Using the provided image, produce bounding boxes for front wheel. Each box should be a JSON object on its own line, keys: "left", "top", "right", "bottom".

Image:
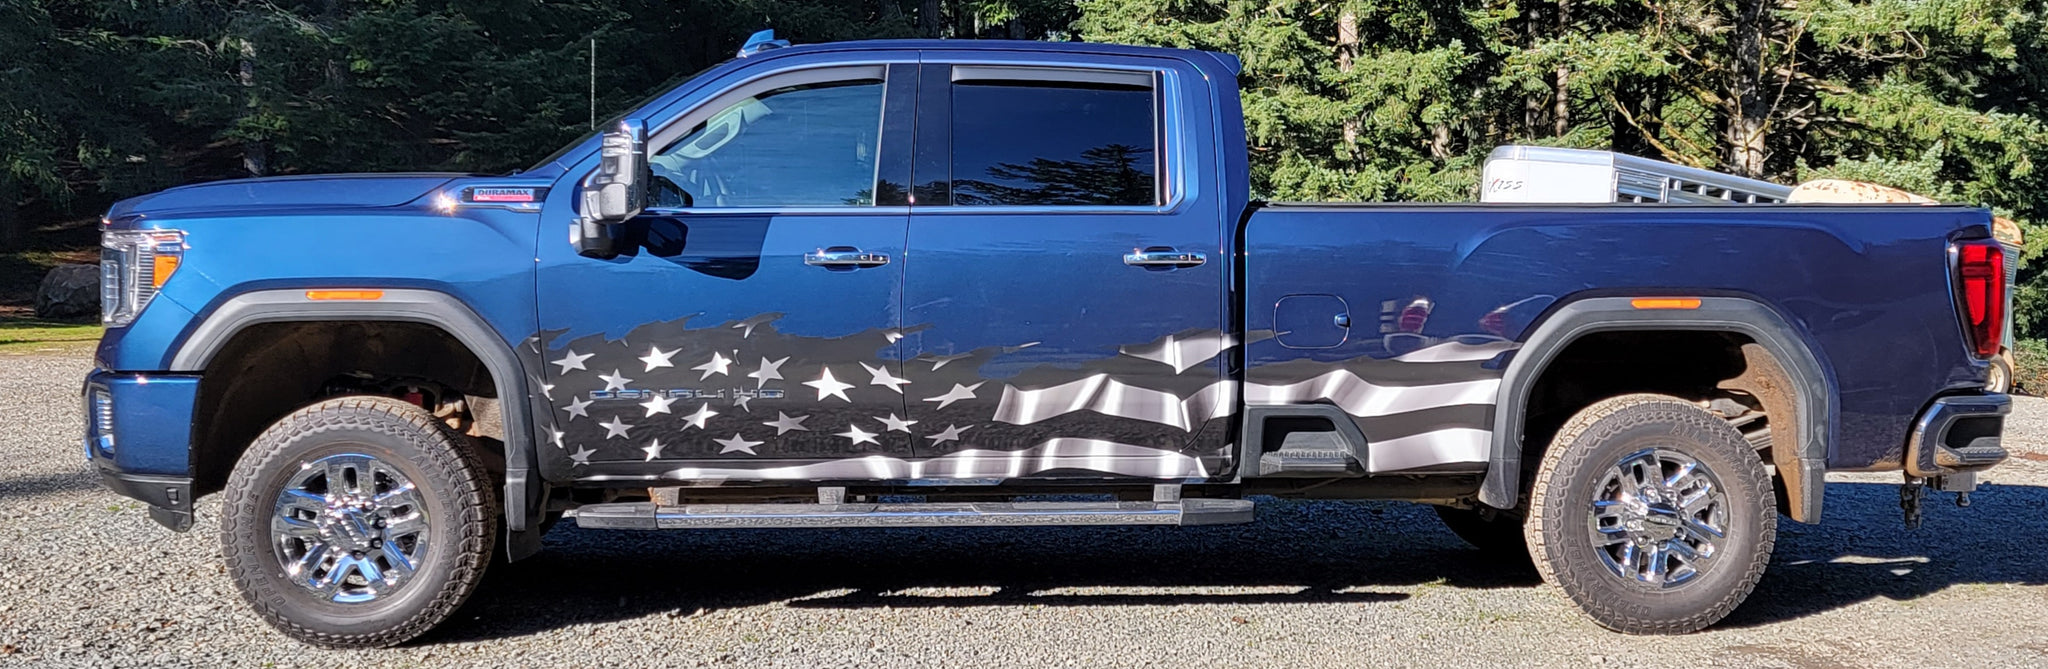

{"left": 1523, "top": 394, "right": 1775, "bottom": 634}
{"left": 221, "top": 396, "right": 497, "bottom": 648}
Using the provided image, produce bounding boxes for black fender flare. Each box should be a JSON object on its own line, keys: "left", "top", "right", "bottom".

{"left": 1482, "top": 296, "right": 1834, "bottom": 522}
{"left": 169, "top": 288, "right": 546, "bottom": 552}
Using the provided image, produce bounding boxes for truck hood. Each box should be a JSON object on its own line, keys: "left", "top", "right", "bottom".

{"left": 105, "top": 173, "right": 470, "bottom": 222}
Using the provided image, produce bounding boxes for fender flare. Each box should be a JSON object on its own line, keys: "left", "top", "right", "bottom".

{"left": 1482, "top": 296, "right": 1834, "bottom": 522}
{"left": 168, "top": 288, "right": 545, "bottom": 546}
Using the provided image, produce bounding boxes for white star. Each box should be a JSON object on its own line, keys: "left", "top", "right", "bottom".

{"left": 877, "top": 413, "right": 918, "bottom": 433}
{"left": 599, "top": 416, "right": 633, "bottom": 439}
{"left": 747, "top": 356, "right": 788, "bottom": 388}
{"left": 640, "top": 394, "right": 678, "bottom": 417}
{"left": 641, "top": 439, "right": 665, "bottom": 461}
{"left": 568, "top": 445, "right": 595, "bottom": 466}
{"left": 552, "top": 350, "right": 593, "bottom": 374}
{"left": 548, "top": 427, "right": 565, "bottom": 448}
{"left": 714, "top": 433, "right": 762, "bottom": 455}
{"left": 599, "top": 369, "right": 633, "bottom": 392}
{"left": 640, "top": 345, "right": 679, "bottom": 371}
{"left": 732, "top": 394, "right": 754, "bottom": 412}
{"left": 884, "top": 329, "right": 904, "bottom": 343}
{"left": 540, "top": 382, "right": 555, "bottom": 400}
{"left": 804, "top": 367, "right": 856, "bottom": 402}
{"left": 733, "top": 313, "right": 779, "bottom": 338}
{"left": 860, "top": 361, "right": 911, "bottom": 393}
{"left": 560, "top": 396, "right": 591, "bottom": 420}
{"left": 927, "top": 424, "right": 972, "bottom": 445}
{"left": 693, "top": 351, "right": 733, "bottom": 380}
{"left": 836, "top": 424, "right": 879, "bottom": 446}
{"left": 921, "top": 382, "right": 984, "bottom": 410}
{"left": 681, "top": 403, "right": 719, "bottom": 430}
{"left": 762, "top": 412, "right": 810, "bottom": 435}
{"left": 922, "top": 352, "right": 972, "bottom": 370}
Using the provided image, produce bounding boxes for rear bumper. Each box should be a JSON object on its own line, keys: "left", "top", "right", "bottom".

{"left": 83, "top": 369, "right": 201, "bottom": 531}
{"left": 1906, "top": 393, "right": 2010, "bottom": 478}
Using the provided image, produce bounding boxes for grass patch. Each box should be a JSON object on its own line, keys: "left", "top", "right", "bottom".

{"left": 0, "top": 318, "right": 102, "bottom": 355}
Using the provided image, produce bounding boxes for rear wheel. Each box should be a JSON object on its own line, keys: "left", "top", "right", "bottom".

{"left": 221, "top": 396, "right": 497, "bottom": 648}
{"left": 1524, "top": 394, "right": 1775, "bottom": 634}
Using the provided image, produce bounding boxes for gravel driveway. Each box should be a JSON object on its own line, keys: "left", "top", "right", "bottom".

{"left": 5, "top": 352, "right": 2048, "bottom": 668}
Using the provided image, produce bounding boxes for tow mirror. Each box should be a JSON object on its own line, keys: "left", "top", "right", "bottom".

{"left": 573, "top": 119, "right": 649, "bottom": 258}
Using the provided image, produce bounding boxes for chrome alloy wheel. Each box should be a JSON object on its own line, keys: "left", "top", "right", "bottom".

{"left": 271, "top": 453, "right": 430, "bottom": 604}
{"left": 1587, "top": 447, "right": 1728, "bottom": 588}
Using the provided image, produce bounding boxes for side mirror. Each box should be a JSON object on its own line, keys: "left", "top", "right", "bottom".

{"left": 573, "top": 119, "right": 649, "bottom": 258}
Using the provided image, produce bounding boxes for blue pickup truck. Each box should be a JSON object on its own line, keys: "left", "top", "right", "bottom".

{"left": 86, "top": 34, "right": 2013, "bottom": 647}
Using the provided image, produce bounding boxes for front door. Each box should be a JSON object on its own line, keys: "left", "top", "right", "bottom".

{"left": 537, "top": 62, "right": 918, "bottom": 481}
{"left": 898, "top": 56, "right": 1231, "bottom": 481}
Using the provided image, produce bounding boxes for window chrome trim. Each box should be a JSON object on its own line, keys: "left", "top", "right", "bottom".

{"left": 641, "top": 206, "right": 912, "bottom": 217}
{"left": 921, "top": 57, "right": 1189, "bottom": 214}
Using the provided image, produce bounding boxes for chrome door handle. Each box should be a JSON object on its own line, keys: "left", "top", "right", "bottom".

{"left": 805, "top": 248, "right": 890, "bottom": 268}
{"left": 1123, "top": 248, "right": 1206, "bottom": 268}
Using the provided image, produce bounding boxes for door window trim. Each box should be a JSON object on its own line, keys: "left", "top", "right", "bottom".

{"left": 913, "top": 59, "right": 1188, "bottom": 215}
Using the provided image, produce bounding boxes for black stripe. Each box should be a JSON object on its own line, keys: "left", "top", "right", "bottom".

{"left": 1355, "top": 404, "right": 1495, "bottom": 442}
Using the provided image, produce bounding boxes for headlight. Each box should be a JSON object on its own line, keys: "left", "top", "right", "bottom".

{"left": 101, "top": 229, "right": 186, "bottom": 327}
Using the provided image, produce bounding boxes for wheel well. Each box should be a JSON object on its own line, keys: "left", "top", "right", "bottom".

{"left": 190, "top": 321, "right": 505, "bottom": 496}
{"left": 1520, "top": 331, "right": 1794, "bottom": 506}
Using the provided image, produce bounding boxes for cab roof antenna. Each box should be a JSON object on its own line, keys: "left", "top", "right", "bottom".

{"left": 738, "top": 29, "right": 790, "bottom": 58}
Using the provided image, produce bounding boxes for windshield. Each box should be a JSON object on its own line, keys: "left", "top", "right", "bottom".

{"left": 522, "top": 65, "right": 722, "bottom": 173}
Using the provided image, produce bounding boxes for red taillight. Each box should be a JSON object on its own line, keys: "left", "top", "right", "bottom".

{"left": 1956, "top": 240, "right": 2006, "bottom": 359}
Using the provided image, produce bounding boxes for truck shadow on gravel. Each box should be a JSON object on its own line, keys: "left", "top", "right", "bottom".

{"left": 428, "top": 481, "right": 2048, "bottom": 643}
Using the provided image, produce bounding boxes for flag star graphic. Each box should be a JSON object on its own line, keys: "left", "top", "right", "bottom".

{"left": 859, "top": 362, "right": 911, "bottom": 393}
{"left": 921, "top": 352, "right": 973, "bottom": 370}
{"left": 715, "top": 433, "right": 763, "bottom": 455}
{"left": 561, "top": 396, "right": 592, "bottom": 420}
{"left": 641, "top": 439, "right": 665, "bottom": 461}
{"left": 762, "top": 412, "right": 811, "bottom": 435}
{"left": 548, "top": 427, "right": 565, "bottom": 448}
{"left": 599, "top": 416, "right": 634, "bottom": 439}
{"left": 926, "top": 424, "right": 972, "bottom": 445}
{"left": 804, "top": 367, "right": 856, "bottom": 402}
{"left": 733, "top": 313, "right": 780, "bottom": 339}
{"left": 568, "top": 445, "right": 595, "bottom": 466}
{"left": 836, "top": 424, "right": 879, "bottom": 446}
{"left": 693, "top": 351, "right": 733, "bottom": 380}
{"left": 681, "top": 402, "right": 719, "bottom": 430}
{"left": 540, "top": 382, "right": 555, "bottom": 400}
{"left": 640, "top": 345, "right": 679, "bottom": 371}
{"left": 640, "top": 394, "right": 678, "bottom": 417}
{"left": 884, "top": 329, "right": 904, "bottom": 343}
{"left": 599, "top": 369, "right": 633, "bottom": 392}
{"left": 921, "top": 382, "right": 984, "bottom": 409}
{"left": 732, "top": 394, "right": 754, "bottom": 412}
{"left": 552, "top": 350, "right": 593, "bottom": 374}
{"left": 747, "top": 356, "right": 789, "bottom": 388}
{"left": 877, "top": 413, "right": 918, "bottom": 433}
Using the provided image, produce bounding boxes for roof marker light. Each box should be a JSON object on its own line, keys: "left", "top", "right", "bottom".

{"left": 306, "top": 290, "right": 386, "bottom": 301}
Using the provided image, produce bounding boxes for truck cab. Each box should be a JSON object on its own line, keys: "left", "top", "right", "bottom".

{"left": 86, "top": 34, "right": 2011, "bottom": 648}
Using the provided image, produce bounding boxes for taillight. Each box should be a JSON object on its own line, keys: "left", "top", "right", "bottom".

{"left": 1956, "top": 240, "right": 2006, "bottom": 359}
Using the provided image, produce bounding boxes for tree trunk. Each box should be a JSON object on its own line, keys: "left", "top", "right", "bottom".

{"left": 238, "top": 38, "right": 269, "bottom": 177}
{"left": 1553, "top": 0, "right": 1570, "bottom": 137}
{"left": 0, "top": 179, "right": 19, "bottom": 250}
{"left": 1726, "top": 0, "right": 1770, "bottom": 176}
{"left": 919, "top": 0, "right": 943, "bottom": 37}
{"left": 1524, "top": 2, "right": 1542, "bottom": 133}
{"left": 1337, "top": 4, "right": 1360, "bottom": 149}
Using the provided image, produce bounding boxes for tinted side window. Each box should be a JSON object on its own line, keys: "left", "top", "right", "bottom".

{"left": 949, "top": 80, "right": 1157, "bottom": 206}
{"left": 652, "top": 80, "right": 883, "bottom": 208}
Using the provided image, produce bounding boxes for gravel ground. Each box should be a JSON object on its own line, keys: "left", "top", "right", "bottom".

{"left": 5, "top": 352, "right": 2048, "bottom": 668}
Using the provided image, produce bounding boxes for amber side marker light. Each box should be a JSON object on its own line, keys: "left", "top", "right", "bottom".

{"left": 305, "top": 290, "right": 386, "bottom": 301}
{"left": 1630, "top": 297, "right": 1702, "bottom": 310}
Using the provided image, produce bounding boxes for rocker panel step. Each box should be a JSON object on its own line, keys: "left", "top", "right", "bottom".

{"left": 573, "top": 499, "right": 1255, "bottom": 530}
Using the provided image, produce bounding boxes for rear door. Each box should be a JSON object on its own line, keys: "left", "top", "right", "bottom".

{"left": 898, "top": 54, "right": 1232, "bottom": 481}
{"left": 536, "top": 60, "right": 917, "bottom": 481}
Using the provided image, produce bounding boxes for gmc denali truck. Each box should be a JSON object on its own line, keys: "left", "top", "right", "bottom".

{"left": 85, "top": 34, "right": 2012, "bottom": 647}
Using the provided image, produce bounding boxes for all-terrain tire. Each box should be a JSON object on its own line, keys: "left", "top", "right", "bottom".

{"left": 1522, "top": 394, "right": 1775, "bottom": 634}
{"left": 1432, "top": 505, "right": 1530, "bottom": 560}
{"left": 221, "top": 395, "right": 497, "bottom": 649}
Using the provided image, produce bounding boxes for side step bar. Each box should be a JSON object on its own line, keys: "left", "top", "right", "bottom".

{"left": 573, "top": 498, "right": 1255, "bottom": 530}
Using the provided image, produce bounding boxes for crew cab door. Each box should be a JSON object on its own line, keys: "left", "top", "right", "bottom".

{"left": 536, "top": 60, "right": 919, "bottom": 481}
{"left": 899, "top": 55, "right": 1233, "bottom": 480}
